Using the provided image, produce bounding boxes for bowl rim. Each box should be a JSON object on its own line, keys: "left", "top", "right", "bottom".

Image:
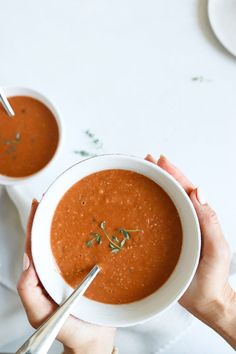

{"left": 31, "top": 153, "right": 201, "bottom": 327}
{"left": 0, "top": 86, "right": 64, "bottom": 185}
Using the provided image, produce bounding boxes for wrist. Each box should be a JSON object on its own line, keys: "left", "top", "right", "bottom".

{"left": 211, "top": 291, "right": 236, "bottom": 349}
{"left": 198, "top": 285, "right": 236, "bottom": 350}
{"left": 63, "top": 330, "right": 115, "bottom": 354}
{"left": 63, "top": 343, "right": 114, "bottom": 354}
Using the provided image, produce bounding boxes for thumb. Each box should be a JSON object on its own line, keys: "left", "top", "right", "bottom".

{"left": 25, "top": 199, "right": 39, "bottom": 260}
{"left": 17, "top": 254, "right": 41, "bottom": 310}
{"left": 17, "top": 254, "right": 56, "bottom": 328}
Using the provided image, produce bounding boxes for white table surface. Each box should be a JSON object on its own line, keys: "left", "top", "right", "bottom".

{"left": 0, "top": 0, "right": 236, "bottom": 352}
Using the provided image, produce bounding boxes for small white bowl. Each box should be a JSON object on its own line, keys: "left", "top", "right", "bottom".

{"left": 31, "top": 154, "right": 201, "bottom": 327}
{"left": 0, "top": 87, "right": 64, "bottom": 185}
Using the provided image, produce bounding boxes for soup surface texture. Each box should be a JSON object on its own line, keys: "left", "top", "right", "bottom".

{"left": 0, "top": 96, "right": 59, "bottom": 177}
{"left": 51, "top": 169, "right": 182, "bottom": 304}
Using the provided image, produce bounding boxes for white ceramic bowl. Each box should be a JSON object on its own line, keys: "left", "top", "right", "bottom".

{"left": 31, "top": 154, "right": 201, "bottom": 327}
{"left": 0, "top": 87, "right": 64, "bottom": 185}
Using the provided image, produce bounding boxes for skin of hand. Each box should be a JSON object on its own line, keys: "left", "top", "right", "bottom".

{"left": 17, "top": 200, "right": 116, "bottom": 354}
{"left": 145, "top": 154, "right": 236, "bottom": 349}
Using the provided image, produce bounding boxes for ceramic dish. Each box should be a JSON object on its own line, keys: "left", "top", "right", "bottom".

{"left": 208, "top": 0, "right": 236, "bottom": 57}
{"left": 31, "top": 154, "right": 201, "bottom": 327}
{"left": 0, "top": 87, "right": 64, "bottom": 185}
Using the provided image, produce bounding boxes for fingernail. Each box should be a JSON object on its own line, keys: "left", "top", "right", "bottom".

{"left": 158, "top": 154, "right": 168, "bottom": 165}
{"left": 145, "top": 154, "right": 157, "bottom": 163}
{"left": 23, "top": 253, "right": 30, "bottom": 271}
{"left": 196, "top": 187, "right": 207, "bottom": 205}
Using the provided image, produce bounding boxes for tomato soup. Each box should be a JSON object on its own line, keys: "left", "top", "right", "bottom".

{"left": 51, "top": 170, "right": 182, "bottom": 304}
{"left": 0, "top": 96, "right": 59, "bottom": 177}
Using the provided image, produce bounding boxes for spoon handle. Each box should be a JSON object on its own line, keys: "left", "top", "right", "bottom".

{"left": 0, "top": 88, "right": 15, "bottom": 117}
{"left": 16, "top": 265, "right": 100, "bottom": 354}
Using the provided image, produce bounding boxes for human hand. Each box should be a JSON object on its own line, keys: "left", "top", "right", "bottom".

{"left": 145, "top": 154, "right": 236, "bottom": 349}
{"left": 17, "top": 200, "right": 116, "bottom": 354}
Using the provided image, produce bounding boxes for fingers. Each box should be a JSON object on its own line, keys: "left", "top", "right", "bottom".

{"left": 145, "top": 154, "right": 194, "bottom": 194}
{"left": 190, "top": 188, "right": 222, "bottom": 240}
{"left": 19, "top": 199, "right": 57, "bottom": 328}
{"left": 17, "top": 261, "right": 40, "bottom": 308}
{"left": 157, "top": 155, "right": 195, "bottom": 194}
{"left": 145, "top": 154, "right": 230, "bottom": 265}
{"left": 25, "top": 199, "right": 39, "bottom": 260}
{"left": 190, "top": 188, "right": 230, "bottom": 260}
{"left": 17, "top": 256, "right": 56, "bottom": 328}
{"left": 17, "top": 261, "right": 44, "bottom": 323}
{"left": 145, "top": 154, "right": 158, "bottom": 164}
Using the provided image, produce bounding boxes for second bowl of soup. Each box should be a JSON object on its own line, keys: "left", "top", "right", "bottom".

{"left": 0, "top": 87, "right": 63, "bottom": 185}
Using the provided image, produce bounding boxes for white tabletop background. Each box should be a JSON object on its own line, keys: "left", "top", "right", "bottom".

{"left": 0, "top": 0, "right": 236, "bottom": 353}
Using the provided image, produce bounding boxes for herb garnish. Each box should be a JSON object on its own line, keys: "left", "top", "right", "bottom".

{"left": 1, "top": 131, "right": 21, "bottom": 155}
{"left": 15, "top": 132, "right": 21, "bottom": 141}
{"left": 85, "top": 129, "right": 103, "bottom": 149}
{"left": 191, "top": 76, "right": 212, "bottom": 83}
{"left": 73, "top": 150, "right": 96, "bottom": 157}
{"left": 86, "top": 221, "right": 144, "bottom": 254}
{"left": 100, "top": 221, "right": 122, "bottom": 250}
{"left": 73, "top": 129, "right": 103, "bottom": 157}
{"left": 86, "top": 233, "right": 102, "bottom": 247}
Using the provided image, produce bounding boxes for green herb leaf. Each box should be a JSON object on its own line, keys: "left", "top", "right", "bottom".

{"left": 90, "top": 232, "right": 101, "bottom": 238}
{"left": 86, "top": 232, "right": 102, "bottom": 248}
{"left": 111, "top": 248, "right": 120, "bottom": 254}
{"left": 100, "top": 221, "right": 106, "bottom": 230}
{"left": 85, "top": 130, "right": 103, "bottom": 149}
{"left": 85, "top": 129, "right": 94, "bottom": 138}
{"left": 118, "top": 228, "right": 130, "bottom": 240}
{"left": 74, "top": 150, "right": 92, "bottom": 157}
{"left": 109, "top": 242, "right": 116, "bottom": 249}
{"left": 96, "top": 235, "right": 102, "bottom": 244}
{"left": 15, "top": 132, "right": 21, "bottom": 141}
{"left": 192, "top": 76, "right": 202, "bottom": 81}
{"left": 101, "top": 221, "right": 121, "bottom": 250}
{"left": 86, "top": 240, "right": 93, "bottom": 248}
{"left": 93, "top": 138, "right": 103, "bottom": 149}
{"left": 112, "top": 235, "right": 120, "bottom": 243}
{"left": 191, "top": 76, "right": 212, "bottom": 83}
{"left": 120, "top": 239, "right": 126, "bottom": 247}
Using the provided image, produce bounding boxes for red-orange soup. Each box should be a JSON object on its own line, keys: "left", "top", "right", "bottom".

{"left": 51, "top": 170, "right": 182, "bottom": 304}
{"left": 0, "top": 96, "right": 59, "bottom": 177}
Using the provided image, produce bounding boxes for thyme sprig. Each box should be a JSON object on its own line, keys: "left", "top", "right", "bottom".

{"left": 100, "top": 221, "right": 122, "bottom": 250}
{"left": 85, "top": 221, "right": 144, "bottom": 254}
{"left": 73, "top": 150, "right": 96, "bottom": 157}
{"left": 73, "top": 129, "right": 103, "bottom": 157}
{"left": 191, "top": 76, "right": 212, "bottom": 83}
{"left": 85, "top": 129, "right": 103, "bottom": 149}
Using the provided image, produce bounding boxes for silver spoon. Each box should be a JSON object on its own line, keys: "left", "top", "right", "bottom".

{"left": 16, "top": 264, "right": 100, "bottom": 354}
{"left": 0, "top": 88, "right": 15, "bottom": 117}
